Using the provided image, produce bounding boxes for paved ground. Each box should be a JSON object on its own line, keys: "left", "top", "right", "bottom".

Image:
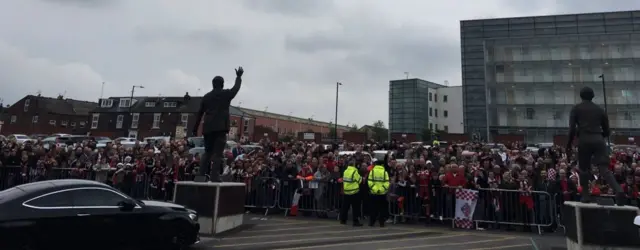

{"left": 194, "top": 216, "right": 566, "bottom": 250}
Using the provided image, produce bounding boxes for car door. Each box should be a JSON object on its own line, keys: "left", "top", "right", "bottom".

{"left": 21, "top": 189, "right": 81, "bottom": 246}
{"left": 69, "top": 187, "right": 143, "bottom": 247}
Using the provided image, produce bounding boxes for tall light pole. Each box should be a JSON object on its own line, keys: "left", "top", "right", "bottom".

{"left": 598, "top": 74, "right": 611, "bottom": 146}
{"left": 335, "top": 82, "right": 342, "bottom": 143}
{"left": 128, "top": 85, "right": 144, "bottom": 136}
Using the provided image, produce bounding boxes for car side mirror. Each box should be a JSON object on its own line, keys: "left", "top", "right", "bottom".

{"left": 117, "top": 200, "right": 136, "bottom": 211}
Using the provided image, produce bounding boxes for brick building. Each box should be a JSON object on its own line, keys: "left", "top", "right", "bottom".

{"left": 89, "top": 94, "right": 254, "bottom": 140}
{"left": 1, "top": 95, "right": 96, "bottom": 135}
{"left": 237, "top": 107, "right": 349, "bottom": 140}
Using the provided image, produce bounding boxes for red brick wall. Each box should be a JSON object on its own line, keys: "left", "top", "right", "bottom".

{"left": 342, "top": 132, "right": 366, "bottom": 144}
{"left": 493, "top": 134, "right": 525, "bottom": 144}
{"left": 438, "top": 133, "right": 469, "bottom": 143}
{"left": 390, "top": 133, "right": 417, "bottom": 142}
{"left": 253, "top": 116, "right": 347, "bottom": 138}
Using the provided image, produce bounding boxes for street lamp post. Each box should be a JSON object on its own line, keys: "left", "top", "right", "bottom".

{"left": 598, "top": 74, "right": 611, "bottom": 146}
{"left": 335, "top": 82, "right": 342, "bottom": 143}
{"left": 128, "top": 85, "right": 144, "bottom": 136}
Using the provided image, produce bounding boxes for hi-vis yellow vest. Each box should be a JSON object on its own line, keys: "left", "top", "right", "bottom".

{"left": 342, "top": 166, "right": 361, "bottom": 195}
{"left": 367, "top": 165, "right": 389, "bottom": 195}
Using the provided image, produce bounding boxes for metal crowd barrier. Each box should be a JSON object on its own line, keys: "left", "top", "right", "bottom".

{"left": 387, "top": 186, "right": 556, "bottom": 234}
{"left": 243, "top": 176, "right": 279, "bottom": 215}
{"left": 275, "top": 178, "right": 343, "bottom": 217}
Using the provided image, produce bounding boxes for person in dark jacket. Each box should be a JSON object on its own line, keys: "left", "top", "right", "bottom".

{"left": 193, "top": 67, "right": 244, "bottom": 182}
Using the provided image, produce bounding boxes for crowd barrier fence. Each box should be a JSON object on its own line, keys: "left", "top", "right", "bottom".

{"left": 7, "top": 166, "right": 639, "bottom": 235}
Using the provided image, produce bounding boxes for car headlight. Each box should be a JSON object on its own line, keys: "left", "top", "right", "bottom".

{"left": 189, "top": 213, "right": 198, "bottom": 221}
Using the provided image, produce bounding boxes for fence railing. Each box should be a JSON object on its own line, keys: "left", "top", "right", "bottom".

{"left": 3, "top": 166, "right": 639, "bottom": 235}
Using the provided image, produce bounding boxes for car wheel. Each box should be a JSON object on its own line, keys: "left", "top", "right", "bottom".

{"left": 169, "top": 223, "right": 195, "bottom": 250}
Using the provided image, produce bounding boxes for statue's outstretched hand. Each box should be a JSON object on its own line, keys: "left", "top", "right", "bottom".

{"left": 235, "top": 66, "right": 244, "bottom": 77}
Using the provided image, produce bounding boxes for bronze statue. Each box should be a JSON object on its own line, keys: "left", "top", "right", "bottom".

{"left": 193, "top": 67, "right": 243, "bottom": 182}
{"left": 566, "top": 86, "right": 624, "bottom": 205}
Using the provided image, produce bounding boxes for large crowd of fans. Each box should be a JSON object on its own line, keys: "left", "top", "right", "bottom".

{"left": 1, "top": 135, "right": 639, "bottom": 233}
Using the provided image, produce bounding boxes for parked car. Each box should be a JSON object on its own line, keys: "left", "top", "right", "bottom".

{"left": 41, "top": 136, "right": 70, "bottom": 149}
{"left": 7, "top": 134, "right": 32, "bottom": 144}
{"left": 0, "top": 179, "right": 200, "bottom": 249}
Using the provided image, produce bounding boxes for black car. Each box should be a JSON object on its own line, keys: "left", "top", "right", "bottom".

{"left": 0, "top": 179, "right": 200, "bottom": 249}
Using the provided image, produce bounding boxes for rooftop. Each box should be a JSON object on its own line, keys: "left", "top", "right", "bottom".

{"left": 237, "top": 106, "right": 349, "bottom": 129}
{"left": 390, "top": 78, "right": 450, "bottom": 89}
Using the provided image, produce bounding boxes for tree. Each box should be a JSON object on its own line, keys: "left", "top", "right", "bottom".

{"left": 422, "top": 126, "right": 433, "bottom": 141}
{"left": 371, "top": 120, "right": 388, "bottom": 142}
{"left": 349, "top": 124, "right": 359, "bottom": 132}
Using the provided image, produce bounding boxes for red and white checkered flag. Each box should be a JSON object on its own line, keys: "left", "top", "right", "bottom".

{"left": 454, "top": 189, "right": 478, "bottom": 229}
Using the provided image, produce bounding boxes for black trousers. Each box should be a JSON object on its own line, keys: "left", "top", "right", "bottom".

{"left": 340, "top": 193, "right": 361, "bottom": 224}
{"left": 369, "top": 194, "right": 388, "bottom": 226}
{"left": 200, "top": 131, "right": 227, "bottom": 178}
{"left": 577, "top": 134, "right": 621, "bottom": 193}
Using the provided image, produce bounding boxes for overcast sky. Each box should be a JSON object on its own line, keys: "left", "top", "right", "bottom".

{"left": 0, "top": 0, "right": 637, "bottom": 127}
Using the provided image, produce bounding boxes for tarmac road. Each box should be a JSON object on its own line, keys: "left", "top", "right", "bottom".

{"left": 193, "top": 216, "right": 566, "bottom": 250}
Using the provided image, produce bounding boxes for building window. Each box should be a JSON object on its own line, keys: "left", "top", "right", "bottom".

{"left": 152, "top": 113, "right": 161, "bottom": 128}
{"left": 180, "top": 113, "right": 189, "bottom": 127}
{"left": 444, "top": 110, "right": 448, "bottom": 118}
{"left": 163, "top": 102, "right": 177, "bottom": 108}
{"left": 429, "top": 123, "right": 433, "bottom": 130}
{"left": 429, "top": 108, "right": 433, "bottom": 116}
{"left": 434, "top": 94, "right": 438, "bottom": 102}
{"left": 131, "top": 113, "right": 139, "bottom": 129}
{"left": 49, "top": 120, "right": 56, "bottom": 126}
{"left": 70, "top": 122, "right": 76, "bottom": 127}
{"left": 436, "top": 124, "right": 439, "bottom": 130}
{"left": 116, "top": 115, "right": 124, "bottom": 129}
{"left": 443, "top": 95, "right": 448, "bottom": 103}
{"left": 243, "top": 118, "right": 249, "bottom": 134}
{"left": 100, "top": 99, "right": 113, "bottom": 107}
{"left": 435, "top": 109, "right": 438, "bottom": 118}
{"left": 10, "top": 115, "right": 16, "bottom": 124}
{"left": 24, "top": 99, "right": 30, "bottom": 112}
{"left": 145, "top": 102, "right": 155, "bottom": 107}
{"left": 32, "top": 116, "right": 38, "bottom": 124}
{"left": 428, "top": 93, "right": 433, "bottom": 101}
{"left": 526, "top": 108, "right": 535, "bottom": 120}
{"left": 79, "top": 121, "right": 85, "bottom": 128}
{"left": 119, "top": 98, "right": 131, "bottom": 108}
{"left": 91, "top": 114, "right": 99, "bottom": 129}
{"left": 444, "top": 126, "right": 449, "bottom": 132}
{"left": 624, "top": 111, "right": 632, "bottom": 120}
{"left": 61, "top": 120, "right": 68, "bottom": 127}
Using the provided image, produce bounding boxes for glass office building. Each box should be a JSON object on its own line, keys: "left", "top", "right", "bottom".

{"left": 389, "top": 79, "right": 442, "bottom": 139}
{"left": 461, "top": 11, "right": 640, "bottom": 143}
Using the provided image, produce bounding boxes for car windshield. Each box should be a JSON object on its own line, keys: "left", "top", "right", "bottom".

{"left": 15, "top": 135, "right": 28, "bottom": 139}
{"left": 188, "top": 137, "right": 205, "bottom": 147}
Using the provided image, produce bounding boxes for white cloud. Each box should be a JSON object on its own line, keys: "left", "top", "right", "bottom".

{"left": 0, "top": 41, "right": 105, "bottom": 101}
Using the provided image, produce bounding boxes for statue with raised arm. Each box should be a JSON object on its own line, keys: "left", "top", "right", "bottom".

{"left": 192, "top": 67, "right": 244, "bottom": 182}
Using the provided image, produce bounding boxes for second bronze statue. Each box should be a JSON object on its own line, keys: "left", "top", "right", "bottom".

{"left": 192, "top": 67, "right": 244, "bottom": 182}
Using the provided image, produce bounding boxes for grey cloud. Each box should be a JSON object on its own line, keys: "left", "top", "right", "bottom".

{"left": 284, "top": 18, "right": 460, "bottom": 89}
{"left": 40, "top": 0, "right": 118, "bottom": 8}
{"left": 134, "top": 26, "right": 241, "bottom": 51}
{"left": 241, "top": 0, "right": 335, "bottom": 16}
{"left": 285, "top": 32, "right": 357, "bottom": 53}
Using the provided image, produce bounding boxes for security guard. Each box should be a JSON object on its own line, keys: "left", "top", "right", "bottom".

{"left": 339, "top": 158, "right": 363, "bottom": 226}
{"left": 367, "top": 160, "right": 390, "bottom": 227}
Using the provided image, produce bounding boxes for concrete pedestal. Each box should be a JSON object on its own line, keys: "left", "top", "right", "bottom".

{"left": 563, "top": 201, "right": 640, "bottom": 249}
{"left": 173, "top": 181, "right": 245, "bottom": 236}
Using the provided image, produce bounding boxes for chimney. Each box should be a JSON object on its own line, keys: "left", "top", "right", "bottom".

{"left": 184, "top": 92, "right": 191, "bottom": 101}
